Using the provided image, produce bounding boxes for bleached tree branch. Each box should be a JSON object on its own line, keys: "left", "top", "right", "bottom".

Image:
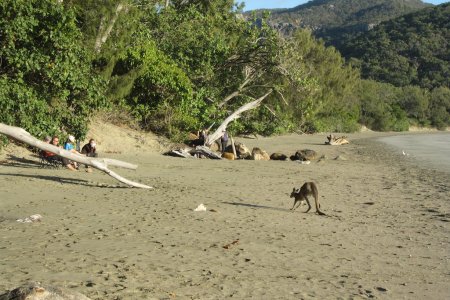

{"left": 0, "top": 123, "right": 151, "bottom": 189}
{"left": 205, "top": 90, "right": 272, "bottom": 146}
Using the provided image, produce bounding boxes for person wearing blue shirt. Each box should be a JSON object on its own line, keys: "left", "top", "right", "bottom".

{"left": 64, "top": 135, "right": 80, "bottom": 170}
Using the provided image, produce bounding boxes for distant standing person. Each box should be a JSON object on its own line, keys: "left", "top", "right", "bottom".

{"left": 199, "top": 128, "right": 208, "bottom": 145}
{"left": 220, "top": 130, "right": 229, "bottom": 153}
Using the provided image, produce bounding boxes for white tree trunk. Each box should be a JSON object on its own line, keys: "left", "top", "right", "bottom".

{"left": 205, "top": 90, "right": 272, "bottom": 146}
{"left": 0, "top": 123, "right": 151, "bottom": 189}
{"left": 94, "top": 3, "right": 124, "bottom": 53}
{"left": 230, "top": 135, "right": 237, "bottom": 157}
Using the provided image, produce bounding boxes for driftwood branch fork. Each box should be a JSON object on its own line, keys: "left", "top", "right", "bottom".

{"left": 0, "top": 123, "right": 152, "bottom": 189}
{"left": 205, "top": 90, "right": 272, "bottom": 146}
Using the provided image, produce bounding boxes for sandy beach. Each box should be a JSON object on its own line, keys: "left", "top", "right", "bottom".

{"left": 0, "top": 126, "right": 449, "bottom": 299}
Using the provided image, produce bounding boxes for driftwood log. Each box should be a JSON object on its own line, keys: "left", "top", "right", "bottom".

{"left": 190, "top": 146, "right": 223, "bottom": 159}
{"left": 164, "top": 146, "right": 222, "bottom": 159}
{"left": 230, "top": 135, "right": 237, "bottom": 158}
{"left": 0, "top": 123, "right": 151, "bottom": 189}
{"left": 325, "top": 134, "right": 350, "bottom": 145}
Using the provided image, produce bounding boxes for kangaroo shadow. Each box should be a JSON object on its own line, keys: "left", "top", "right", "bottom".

{"left": 223, "top": 201, "right": 290, "bottom": 212}
{"left": 223, "top": 201, "right": 336, "bottom": 218}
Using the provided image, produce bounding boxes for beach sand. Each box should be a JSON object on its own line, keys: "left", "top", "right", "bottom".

{"left": 0, "top": 125, "right": 449, "bottom": 299}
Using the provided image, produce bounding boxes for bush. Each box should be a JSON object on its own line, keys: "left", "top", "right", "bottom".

{"left": 0, "top": 0, "right": 106, "bottom": 139}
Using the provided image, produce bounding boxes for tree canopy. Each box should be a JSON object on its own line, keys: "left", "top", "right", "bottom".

{"left": 0, "top": 0, "right": 105, "bottom": 139}
{"left": 340, "top": 3, "right": 450, "bottom": 90}
{"left": 0, "top": 0, "right": 448, "bottom": 145}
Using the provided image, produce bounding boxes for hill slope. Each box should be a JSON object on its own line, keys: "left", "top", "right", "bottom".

{"left": 248, "top": 0, "right": 430, "bottom": 47}
{"left": 340, "top": 3, "right": 450, "bottom": 89}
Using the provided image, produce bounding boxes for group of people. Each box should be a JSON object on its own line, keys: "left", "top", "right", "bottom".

{"left": 41, "top": 135, "right": 97, "bottom": 171}
{"left": 196, "top": 128, "right": 229, "bottom": 153}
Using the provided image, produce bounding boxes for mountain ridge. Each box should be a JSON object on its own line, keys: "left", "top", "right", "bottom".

{"left": 245, "top": 0, "right": 432, "bottom": 47}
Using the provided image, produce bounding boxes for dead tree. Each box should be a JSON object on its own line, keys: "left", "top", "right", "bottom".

{"left": 205, "top": 90, "right": 272, "bottom": 147}
{"left": 0, "top": 123, "right": 151, "bottom": 189}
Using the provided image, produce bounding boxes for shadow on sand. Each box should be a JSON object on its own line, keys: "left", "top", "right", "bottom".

{"left": 223, "top": 201, "right": 337, "bottom": 218}
{"left": 0, "top": 172, "right": 126, "bottom": 188}
{"left": 0, "top": 154, "right": 43, "bottom": 169}
{"left": 223, "top": 201, "right": 290, "bottom": 212}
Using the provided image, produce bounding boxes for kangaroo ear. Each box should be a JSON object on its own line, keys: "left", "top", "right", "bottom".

{"left": 292, "top": 187, "right": 296, "bottom": 192}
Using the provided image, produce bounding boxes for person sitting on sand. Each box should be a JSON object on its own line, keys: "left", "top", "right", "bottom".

{"left": 41, "top": 136, "right": 76, "bottom": 170}
{"left": 81, "top": 138, "right": 97, "bottom": 173}
{"left": 40, "top": 136, "right": 53, "bottom": 160}
{"left": 40, "top": 136, "right": 51, "bottom": 153}
{"left": 81, "top": 139, "right": 98, "bottom": 157}
{"left": 42, "top": 136, "right": 60, "bottom": 160}
{"left": 63, "top": 135, "right": 80, "bottom": 170}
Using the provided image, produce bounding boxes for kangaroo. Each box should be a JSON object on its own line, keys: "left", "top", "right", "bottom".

{"left": 290, "top": 182, "right": 325, "bottom": 215}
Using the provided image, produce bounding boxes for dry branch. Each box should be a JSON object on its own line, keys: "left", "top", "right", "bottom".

{"left": 205, "top": 90, "right": 272, "bottom": 146}
{"left": 0, "top": 123, "right": 151, "bottom": 189}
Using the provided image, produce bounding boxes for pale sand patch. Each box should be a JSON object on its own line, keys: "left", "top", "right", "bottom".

{"left": 0, "top": 128, "right": 449, "bottom": 299}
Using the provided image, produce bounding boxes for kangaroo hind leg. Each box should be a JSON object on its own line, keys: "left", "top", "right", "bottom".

{"left": 314, "top": 195, "right": 325, "bottom": 215}
{"left": 304, "top": 197, "right": 312, "bottom": 213}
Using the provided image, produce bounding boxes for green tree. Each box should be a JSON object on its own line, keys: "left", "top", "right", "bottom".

{"left": 397, "top": 85, "right": 430, "bottom": 126}
{"left": 429, "top": 87, "right": 450, "bottom": 129}
{"left": 341, "top": 3, "right": 450, "bottom": 89}
{"left": 358, "top": 80, "right": 409, "bottom": 131}
{"left": 280, "top": 30, "right": 361, "bottom": 133}
{"left": 119, "top": 40, "right": 198, "bottom": 139}
{"left": 0, "top": 0, "right": 106, "bottom": 138}
{"left": 114, "top": 1, "right": 292, "bottom": 138}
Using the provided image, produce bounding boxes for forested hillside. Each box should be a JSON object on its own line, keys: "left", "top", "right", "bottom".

{"left": 340, "top": 3, "right": 450, "bottom": 89}
{"left": 248, "top": 0, "right": 449, "bottom": 130}
{"left": 0, "top": 0, "right": 448, "bottom": 146}
{"left": 248, "top": 0, "right": 429, "bottom": 48}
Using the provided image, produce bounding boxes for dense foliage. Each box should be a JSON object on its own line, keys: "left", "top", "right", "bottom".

{"left": 248, "top": 0, "right": 449, "bottom": 132}
{"left": 251, "top": 0, "right": 428, "bottom": 48}
{"left": 0, "top": 0, "right": 106, "bottom": 139}
{"left": 359, "top": 80, "right": 450, "bottom": 130}
{"left": 279, "top": 30, "right": 360, "bottom": 133}
{"left": 340, "top": 3, "right": 450, "bottom": 89}
{"left": 0, "top": 0, "right": 448, "bottom": 146}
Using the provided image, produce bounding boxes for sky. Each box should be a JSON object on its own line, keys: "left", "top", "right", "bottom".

{"left": 242, "top": 0, "right": 449, "bottom": 11}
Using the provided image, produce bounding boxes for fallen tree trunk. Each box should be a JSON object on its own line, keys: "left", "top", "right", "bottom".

{"left": 0, "top": 123, "right": 151, "bottom": 189}
{"left": 325, "top": 134, "right": 350, "bottom": 146}
{"left": 205, "top": 89, "right": 272, "bottom": 146}
{"left": 164, "top": 148, "right": 195, "bottom": 158}
{"left": 190, "top": 146, "right": 222, "bottom": 159}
